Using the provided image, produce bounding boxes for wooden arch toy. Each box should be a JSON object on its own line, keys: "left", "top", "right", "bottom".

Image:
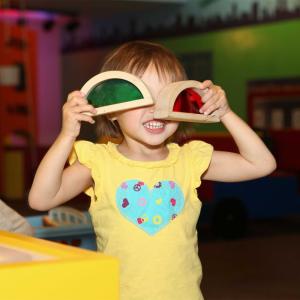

{"left": 81, "top": 71, "right": 219, "bottom": 123}
{"left": 81, "top": 71, "right": 154, "bottom": 115}
{"left": 154, "top": 80, "right": 220, "bottom": 123}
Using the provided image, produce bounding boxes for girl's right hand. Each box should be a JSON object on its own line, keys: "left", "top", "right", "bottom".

{"left": 61, "top": 91, "right": 97, "bottom": 139}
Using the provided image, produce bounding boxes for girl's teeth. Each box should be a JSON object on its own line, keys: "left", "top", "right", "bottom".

{"left": 144, "top": 121, "right": 164, "bottom": 129}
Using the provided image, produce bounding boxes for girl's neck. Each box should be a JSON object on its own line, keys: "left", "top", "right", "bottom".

{"left": 117, "top": 140, "right": 169, "bottom": 162}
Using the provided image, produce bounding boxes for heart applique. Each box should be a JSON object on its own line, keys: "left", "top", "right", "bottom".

{"left": 116, "top": 179, "right": 184, "bottom": 235}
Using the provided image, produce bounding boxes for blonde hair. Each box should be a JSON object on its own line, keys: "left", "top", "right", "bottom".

{"left": 96, "top": 40, "right": 188, "bottom": 142}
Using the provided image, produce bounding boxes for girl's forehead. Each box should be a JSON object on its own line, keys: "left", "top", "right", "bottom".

{"left": 141, "top": 66, "right": 172, "bottom": 86}
{"left": 125, "top": 59, "right": 177, "bottom": 84}
{"left": 142, "top": 63, "right": 174, "bottom": 83}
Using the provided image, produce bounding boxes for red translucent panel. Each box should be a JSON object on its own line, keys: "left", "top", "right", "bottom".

{"left": 173, "top": 88, "right": 203, "bottom": 113}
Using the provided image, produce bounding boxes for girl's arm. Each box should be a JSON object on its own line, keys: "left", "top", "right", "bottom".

{"left": 28, "top": 91, "right": 96, "bottom": 211}
{"left": 198, "top": 81, "right": 276, "bottom": 182}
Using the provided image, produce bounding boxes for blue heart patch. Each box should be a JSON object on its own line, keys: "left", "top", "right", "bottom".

{"left": 116, "top": 179, "right": 184, "bottom": 235}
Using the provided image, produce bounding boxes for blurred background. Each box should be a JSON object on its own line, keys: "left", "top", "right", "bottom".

{"left": 0, "top": 0, "right": 300, "bottom": 299}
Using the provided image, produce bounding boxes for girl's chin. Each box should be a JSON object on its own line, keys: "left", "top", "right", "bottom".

{"left": 140, "top": 136, "right": 169, "bottom": 147}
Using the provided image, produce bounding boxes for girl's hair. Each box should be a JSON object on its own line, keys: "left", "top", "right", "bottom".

{"left": 96, "top": 40, "right": 188, "bottom": 142}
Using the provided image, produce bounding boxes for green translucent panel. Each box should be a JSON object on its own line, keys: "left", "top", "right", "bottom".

{"left": 87, "top": 79, "right": 143, "bottom": 107}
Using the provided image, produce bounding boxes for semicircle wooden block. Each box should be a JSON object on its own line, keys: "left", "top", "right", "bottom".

{"left": 154, "top": 80, "right": 220, "bottom": 123}
{"left": 81, "top": 71, "right": 154, "bottom": 116}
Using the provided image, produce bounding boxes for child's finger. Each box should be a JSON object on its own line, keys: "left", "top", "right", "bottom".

{"left": 198, "top": 80, "right": 213, "bottom": 90}
{"left": 68, "top": 96, "right": 88, "bottom": 107}
{"left": 200, "top": 94, "right": 220, "bottom": 114}
{"left": 75, "top": 113, "right": 95, "bottom": 124}
{"left": 200, "top": 102, "right": 216, "bottom": 115}
{"left": 202, "top": 100, "right": 222, "bottom": 115}
{"left": 201, "top": 88, "right": 214, "bottom": 103}
{"left": 67, "top": 91, "right": 83, "bottom": 102}
{"left": 73, "top": 104, "right": 97, "bottom": 114}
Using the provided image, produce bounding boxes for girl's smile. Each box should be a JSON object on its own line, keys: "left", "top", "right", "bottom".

{"left": 143, "top": 120, "right": 166, "bottom": 134}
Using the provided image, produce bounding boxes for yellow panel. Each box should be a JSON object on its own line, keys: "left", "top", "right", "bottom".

{"left": 0, "top": 231, "right": 119, "bottom": 300}
{"left": 3, "top": 150, "right": 24, "bottom": 199}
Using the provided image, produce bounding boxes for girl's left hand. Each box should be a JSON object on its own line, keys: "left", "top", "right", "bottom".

{"left": 197, "top": 80, "right": 231, "bottom": 119}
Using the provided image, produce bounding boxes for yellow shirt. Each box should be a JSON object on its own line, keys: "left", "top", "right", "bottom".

{"left": 69, "top": 140, "right": 213, "bottom": 300}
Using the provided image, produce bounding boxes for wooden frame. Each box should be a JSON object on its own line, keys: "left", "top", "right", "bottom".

{"left": 81, "top": 70, "right": 154, "bottom": 115}
{"left": 154, "top": 80, "right": 220, "bottom": 123}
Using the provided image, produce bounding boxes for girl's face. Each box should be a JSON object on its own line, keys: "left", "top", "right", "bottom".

{"left": 115, "top": 64, "right": 179, "bottom": 148}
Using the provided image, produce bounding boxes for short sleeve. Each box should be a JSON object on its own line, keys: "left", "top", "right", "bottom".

{"left": 186, "top": 140, "right": 213, "bottom": 188}
{"left": 69, "top": 140, "right": 98, "bottom": 198}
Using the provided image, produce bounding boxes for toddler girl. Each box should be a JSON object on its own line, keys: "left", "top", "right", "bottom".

{"left": 29, "top": 41, "right": 276, "bottom": 300}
